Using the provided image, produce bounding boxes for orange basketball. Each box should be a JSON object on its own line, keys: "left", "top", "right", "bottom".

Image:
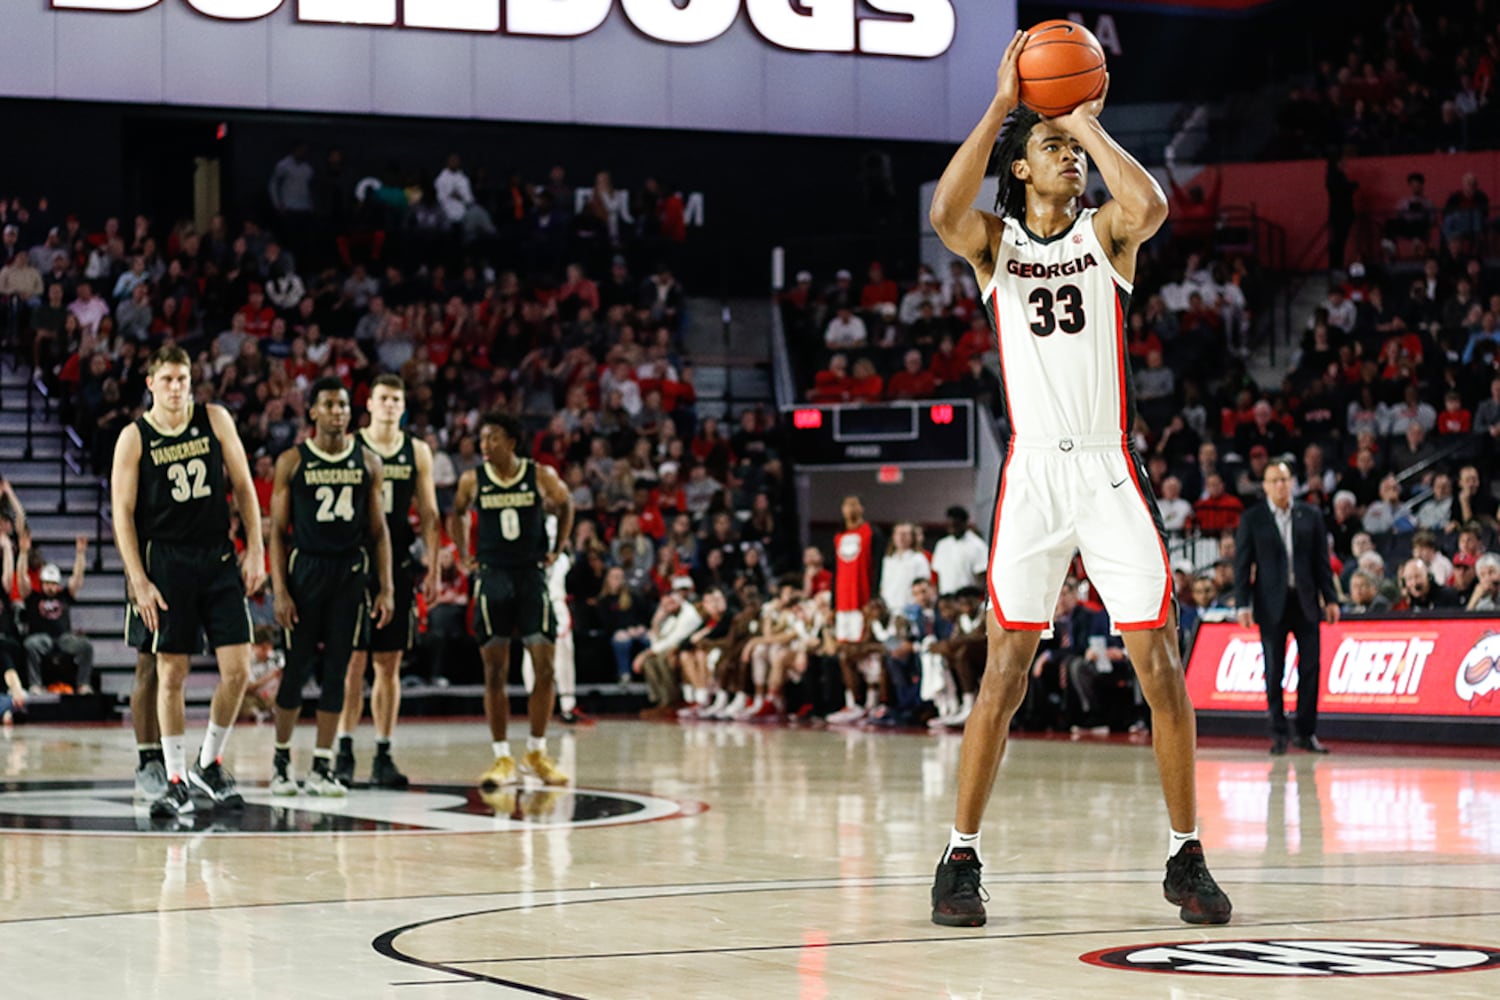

{"left": 1017, "top": 20, "right": 1107, "bottom": 118}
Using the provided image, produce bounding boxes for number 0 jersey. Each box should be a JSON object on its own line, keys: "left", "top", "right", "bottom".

{"left": 290, "top": 439, "right": 371, "bottom": 555}
{"left": 474, "top": 459, "right": 547, "bottom": 569}
{"left": 983, "top": 207, "right": 1135, "bottom": 443}
{"left": 133, "top": 404, "right": 229, "bottom": 546}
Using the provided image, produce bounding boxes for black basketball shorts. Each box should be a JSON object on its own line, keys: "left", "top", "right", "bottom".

{"left": 141, "top": 541, "right": 253, "bottom": 655}
{"left": 472, "top": 564, "right": 554, "bottom": 645}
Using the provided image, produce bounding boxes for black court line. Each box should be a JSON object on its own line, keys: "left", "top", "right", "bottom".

{"left": 374, "top": 881, "right": 1500, "bottom": 995}
{"left": 439, "top": 907, "right": 1500, "bottom": 967}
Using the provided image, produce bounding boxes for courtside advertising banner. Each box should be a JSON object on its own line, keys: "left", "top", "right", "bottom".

{"left": 1186, "top": 619, "right": 1500, "bottom": 719}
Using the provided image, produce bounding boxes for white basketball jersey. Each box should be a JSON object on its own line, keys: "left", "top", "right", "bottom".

{"left": 982, "top": 208, "right": 1134, "bottom": 441}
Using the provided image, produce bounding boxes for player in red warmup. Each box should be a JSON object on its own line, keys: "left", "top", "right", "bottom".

{"left": 926, "top": 31, "right": 1231, "bottom": 928}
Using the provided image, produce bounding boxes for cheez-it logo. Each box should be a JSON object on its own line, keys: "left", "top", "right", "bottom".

{"left": 1457, "top": 632, "right": 1500, "bottom": 706}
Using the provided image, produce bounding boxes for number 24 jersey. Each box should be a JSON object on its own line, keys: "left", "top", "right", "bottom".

{"left": 290, "top": 439, "right": 372, "bottom": 555}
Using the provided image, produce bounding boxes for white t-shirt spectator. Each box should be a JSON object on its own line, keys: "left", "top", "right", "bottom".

{"left": 435, "top": 167, "right": 475, "bottom": 224}
{"left": 1325, "top": 295, "right": 1357, "bottom": 333}
{"left": 1157, "top": 496, "right": 1193, "bottom": 533}
{"left": 824, "top": 312, "right": 868, "bottom": 349}
{"left": 68, "top": 295, "right": 110, "bottom": 335}
{"left": 931, "top": 530, "right": 988, "bottom": 596}
{"left": 879, "top": 549, "right": 932, "bottom": 613}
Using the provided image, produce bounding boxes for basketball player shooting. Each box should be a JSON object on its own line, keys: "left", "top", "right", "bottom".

{"left": 926, "top": 29, "right": 1231, "bottom": 927}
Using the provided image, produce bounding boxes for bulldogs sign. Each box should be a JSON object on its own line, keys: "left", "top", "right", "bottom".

{"left": 53, "top": 0, "right": 958, "bottom": 57}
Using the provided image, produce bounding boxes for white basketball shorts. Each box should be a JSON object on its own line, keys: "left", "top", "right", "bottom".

{"left": 834, "top": 610, "right": 865, "bottom": 643}
{"left": 986, "top": 435, "right": 1171, "bottom": 631}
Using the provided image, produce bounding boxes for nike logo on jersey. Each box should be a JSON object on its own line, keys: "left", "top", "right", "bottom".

{"left": 149, "top": 439, "right": 164, "bottom": 448}
{"left": 1110, "top": 477, "right": 1127, "bottom": 489}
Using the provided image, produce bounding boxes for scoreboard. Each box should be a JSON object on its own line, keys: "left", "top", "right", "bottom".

{"left": 780, "top": 399, "right": 975, "bottom": 469}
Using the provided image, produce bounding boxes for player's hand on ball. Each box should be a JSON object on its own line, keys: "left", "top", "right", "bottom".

{"left": 1236, "top": 608, "right": 1254, "bottom": 630}
{"left": 373, "top": 589, "right": 394, "bottom": 629}
{"left": 1048, "top": 72, "right": 1109, "bottom": 124}
{"left": 274, "top": 592, "right": 298, "bottom": 629}
{"left": 995, "top": 29, "right": 1028, "bottom": 111}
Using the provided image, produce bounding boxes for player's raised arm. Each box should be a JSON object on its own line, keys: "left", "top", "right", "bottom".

{"left": 269, "top": 448, "right": 300, "bottom": 629}
{"left": 535, "top": 463, "right": 574, "bottom": 561}
{"left": 929, "top": 30, "right": 1027, "bottom": 278}
{"left": 452, "top": 469, "right": 478, "bottom": 571}
{"left": 364, "top": 449, "right": 394, "bottom": 629}
{"left": 208, "top": 403, "right": 266, "bottom": 596}
{"left": 1051, "top": 77, "right": 1168, "bottom": 278}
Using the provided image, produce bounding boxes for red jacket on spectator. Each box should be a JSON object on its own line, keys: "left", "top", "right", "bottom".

{"left": 238, "top": 299, "right": 274, "bottom": 338}
{"left": 1437, "top": 405, "right": 1472, "bottom": 434}
{"left": 929, "top": 347, "right": 967, "bottom": 384}
{"left": 887, "top": 369, "right": 937, "bottom": 400}
{"left": 860, "top": 265, "right": 899, "bottom": 311}
{"left": 1193, "top": 493, "right": 1244, "bottom": 534}
{"left": 847, "top": 373, "right": 884, "bottom": 403}
{"left": 637, "top": 499, "right": 667, "bottom": 540}
{"left": 955, "top": 327, "right": 990, "bottom": 366}
{"left": 808, "top": 370, "right": 850, "bottom": 404}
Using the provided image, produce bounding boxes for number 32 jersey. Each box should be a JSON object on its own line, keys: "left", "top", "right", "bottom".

{"left": 291, "top": 439, "right": 372, "bottom": 555}
{"left": 133, "top": 403, "right": 229, "bottom": 546}
{"left": 983, "top": 208, "right": 1136, "bottom": 443}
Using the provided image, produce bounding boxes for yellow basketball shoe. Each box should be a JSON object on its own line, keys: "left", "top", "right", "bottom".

{"left": 479, "top": 755, "right": 517, "bottom": 788}
{"left": 520, "top": 749, "right": 570, "bottom": 786}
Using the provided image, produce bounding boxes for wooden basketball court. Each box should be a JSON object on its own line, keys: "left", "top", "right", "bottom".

{"left": 2, "top": 719, "right": 1499, "bottom": 998}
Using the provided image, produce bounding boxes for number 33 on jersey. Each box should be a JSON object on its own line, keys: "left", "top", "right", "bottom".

{"left": 986, "top": 207, "right": 1136, "bottom": 441}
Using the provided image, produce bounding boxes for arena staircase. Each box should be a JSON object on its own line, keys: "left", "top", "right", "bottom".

{"left": 0, "top": 363, "right": 130, "bottom": 717}
{"left": 679, "top": 297, "right": 775, "bottom": 419}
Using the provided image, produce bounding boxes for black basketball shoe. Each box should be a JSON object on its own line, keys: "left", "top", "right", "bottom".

{"left": 333, "top": 746, "right": 356, "bottom": 788}
{"left": 1163, "top": 840, "right": 1232, "bottom": 924}
{"left": 370, "top": 753, "right": 410, "bottom": 789}
{"left": 189, "top": 758, "right": 246, "bottom": 810}
{"left": 931, "top": 847, "right": 988, "bottom": 927}
{"left": 150, "top": 778, "right": 196, "bottom": 821}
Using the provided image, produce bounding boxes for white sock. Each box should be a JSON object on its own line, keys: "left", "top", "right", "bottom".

{"left": 491, "top": 740, "right": 511, "bottom": 760}
{"left": 162, "top": 735, "right": 187, "bottom": 783}
{"left": 844, "top": 690, "right": 857, "bottom": 709}
{"left": 560, "top": 694, "right": 576, "bottom": 713}
{"left": 1168, "top": 828, "right": 1199, "bottom": 859}
{"left": 199, "top": 722, "right": 232, "bottom": 768}
{"left": 681, "top": 683, "right": 693, "bottom": 702}
{"left": 527, "top": 736, "right": 546, "bottom": 754}
{"left": 947, "top": 828, "right": 982, "bottom": 865}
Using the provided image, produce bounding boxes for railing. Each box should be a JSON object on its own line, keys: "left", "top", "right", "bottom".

{"left": 0, "top": 295, "right": 19, "bottom": 377}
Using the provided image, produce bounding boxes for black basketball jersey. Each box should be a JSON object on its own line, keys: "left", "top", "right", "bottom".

{"left": 133, "top": 404, "right": 229, "bottom": 546}
{"left": 474, "top": 459, "right": 547, "bottom": 568}
{"left": 360, "top": 428, "right": 417, "bottom": 555}
{"left": 290, "top": 439, "right": 371, "bottom": 556}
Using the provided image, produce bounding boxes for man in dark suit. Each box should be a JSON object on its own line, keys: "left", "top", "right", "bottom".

{"left": 1234, "top": 460, "right": 1341, "bottom": 755}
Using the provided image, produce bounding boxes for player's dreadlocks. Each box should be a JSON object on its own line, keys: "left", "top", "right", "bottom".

{"left": 992, "top": 105, "right": 1042, "bottom": 221}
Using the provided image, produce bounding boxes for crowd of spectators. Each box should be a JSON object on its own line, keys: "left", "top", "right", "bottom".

{"left": 1272, "top": 1, "right": 1500, "bottom": 159}
{"left": 0, "top": 149, "right": 799, "bottom": 701}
